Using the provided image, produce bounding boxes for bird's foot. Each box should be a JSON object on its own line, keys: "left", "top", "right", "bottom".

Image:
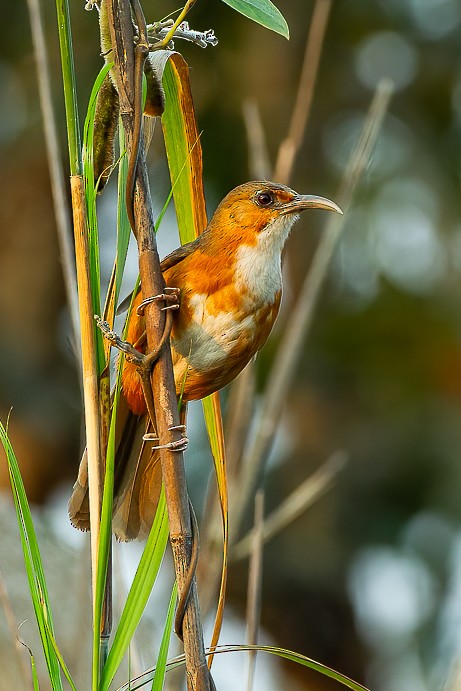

{"left": 95, "top": 316, "right": 146, "bottom": 366}
{"left": 143, "top": 424, "right": 189, "bottom": 451}
{"left": 136, "top": 287, "right": 180, "bottom": 315}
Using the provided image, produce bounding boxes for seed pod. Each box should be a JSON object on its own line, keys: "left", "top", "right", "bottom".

{"left": 93, "top": 73, "right": 119, "bottom": 193}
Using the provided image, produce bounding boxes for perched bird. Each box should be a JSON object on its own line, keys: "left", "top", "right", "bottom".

{"left": 69, "top": 180, "right": 341, "bottom": 540}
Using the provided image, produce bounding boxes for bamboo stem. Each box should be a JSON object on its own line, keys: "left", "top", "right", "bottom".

{"left": 70, "top": 176, "right": 103, "bottom": 600}
{"left": 105, "top": 1, "right": 213, "bottom": 688}
{"left": 55, "top": 0, "right": 103, "bottom": 617}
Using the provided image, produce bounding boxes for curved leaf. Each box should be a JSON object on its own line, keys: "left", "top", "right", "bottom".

{"left": 221, "top": 0, "right": 289, "bottom": 39}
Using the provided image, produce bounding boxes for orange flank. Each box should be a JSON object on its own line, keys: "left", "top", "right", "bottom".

{"left": 70, "top": 180, "right": 342, "bottom": 539}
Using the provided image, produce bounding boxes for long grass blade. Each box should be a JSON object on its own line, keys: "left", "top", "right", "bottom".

{"left": 151, "top": 583, "right": 178, "bottom": 691}
{"left": 117, "top": 643, "right": 369, "bottom": 691}
{"left": 99, "top": 489, "right": 169, "bottom": 691}
{"left": 0, "top": 420, "right": 64, "bottom": 691}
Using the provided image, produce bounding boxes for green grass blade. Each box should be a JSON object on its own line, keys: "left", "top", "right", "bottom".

{"left": 54, "top": 0, "right": 82, "bottom": 175}
{"left": 221, "top": 0, "right": 289, "bottom": 39}
{"left": 99, "top": 489, "right": 169, "bottom": 691}
{"left": 92, "top": 364, "right": 122, "bottom": 689}
{"left": 30, "top": 650, "right": 40, "bottom": 691}
{"left": 44, "top": 619, "right": 79, "bottom": 691}
{"left": 151, "top": 583, "right": 178, "bottom": 691}
{"left": 117, "top": 644, "right": 369, "bottom": 691}
{"left": 0, "top": 421, "right": 63, "bottom": 691}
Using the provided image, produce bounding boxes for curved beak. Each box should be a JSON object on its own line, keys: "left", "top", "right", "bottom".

{"left": 281, "top": 194, "right": 343, "bottom": 216}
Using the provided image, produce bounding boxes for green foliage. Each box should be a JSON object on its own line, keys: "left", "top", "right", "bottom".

{"left": 221, "top": 0, "right": 289, "bottom": 39}
{"left": 99, "top": 489, "right": 170, "bottom": 691}
{"left": 151, "top": 583, "right": 178, "bottom": 691}
{"left": 0, "top": 420, "right": 67, "bottom": 691}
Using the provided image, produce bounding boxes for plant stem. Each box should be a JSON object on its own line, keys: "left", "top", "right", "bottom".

{"left": 105, "top": 1, "right": 213, "bottom": 688}
{"left": 55, "top": 0, "right": 103, "bottom": 651}
{"left": 27, "top": 0, "right": 80, "bottom": 348}
{"left": 55, "top": 0, "right": 82, "bottom": 175}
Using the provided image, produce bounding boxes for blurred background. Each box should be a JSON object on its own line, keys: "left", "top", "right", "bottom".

{"left": 1, "top": 0, "right": 461, "bottom": 689}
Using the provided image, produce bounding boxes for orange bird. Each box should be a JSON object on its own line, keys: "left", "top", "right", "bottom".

{"left": 69, "top": 181, "right": 341, "bottom": 540}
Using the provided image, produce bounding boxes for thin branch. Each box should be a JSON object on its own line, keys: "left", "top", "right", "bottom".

{"left": 232, "top": 451, "right": 347, "bottom": 562}
{"left": 245, "top": 491, "right": 265, "bottom": 691}
{"left": 232, "top": 79, "right": 394, "bottom": 538}
{"left": 274, "top": 0, "right": 332, "bottom": 184}
{"left": 105, "top": 1, "right": 213, "bottom": 688}
{"left": 242, "top": 99, "right": 272, "bottom": 180}
{"left": 151, "top": 0, "right": 198, "bottom": 50}
{"left": 27, "top": 0, "right": 79, "bottom": 349}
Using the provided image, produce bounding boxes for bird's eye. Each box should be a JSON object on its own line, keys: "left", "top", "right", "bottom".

{"left": 255, "top": 191, "right": 274, "bottom": 207}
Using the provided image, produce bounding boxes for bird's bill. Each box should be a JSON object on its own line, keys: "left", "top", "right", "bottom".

{"left": 281, "top": 194, "right": 343, "bottom": 215}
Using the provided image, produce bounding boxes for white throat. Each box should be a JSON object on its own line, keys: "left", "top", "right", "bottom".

{"left": 234, "top": 214, "right": 298, "bottom": 304}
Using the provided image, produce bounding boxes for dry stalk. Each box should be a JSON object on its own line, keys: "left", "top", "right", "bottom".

{"left": 232, "top": 79, "right": 394, "bottom": 538}
{"left": 26, "top": 0, "right": 79, "bottom": 349}
{"left": 245, "top": 491, "right": 265, "bottom": 691}
{"left": 70, "top": 174, "right": 103, "bottom": 602}
{"left": 232, "top": 451, "right": 347, "bottom": 562}
{"left": 104, "top": 1, "right": 212, "bottom": 688}
{"left": 274, "top": 0, "right": 332, "bottom": 184}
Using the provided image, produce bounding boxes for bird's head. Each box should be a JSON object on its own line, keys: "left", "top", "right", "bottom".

{"left": 207, "top": 181, "right": 342, "bottom": 254}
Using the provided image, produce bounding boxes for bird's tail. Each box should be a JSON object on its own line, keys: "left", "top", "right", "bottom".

{"left": 68, "top": 395, "right": 163, "bottom": 541}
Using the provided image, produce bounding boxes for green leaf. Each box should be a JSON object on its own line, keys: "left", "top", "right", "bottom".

{"left": 149, "top": 51, "right": 208, "bottom": 242}
{"left": 99, "top": 488, "right": 169, "bottom": 691}
{"left": 151, "top": 583, "right": 178, "bottom": 691}
{"left": 0, "top": 420, "right": 64, "bottom": 690}
{"left": 221, "top": 0, "right": 289, "bottom": 39}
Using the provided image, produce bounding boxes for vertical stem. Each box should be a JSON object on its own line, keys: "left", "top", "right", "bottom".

{"left": 55, "top": 0, "right": 103, "bottom": 655}
{"left": 105, "top": 0, "right": 213, "bottom": 688}
{"left": 69, "top": 175, "right": 102, "bottom": 604}
{"left": 55, "top": 0, "right": 82, "bottom": 176}
{"left": 274, "top": 0, "right": 332, "bottom": 184}
{"left": 26, "top": 0, "right": 80, "bottom": 347}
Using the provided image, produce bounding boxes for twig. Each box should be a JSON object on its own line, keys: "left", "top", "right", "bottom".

{"left": 245, "top": 491, "right": 265, "bottom": 691}
{"left": 105, "top": 1, "right": 213, "bottom": 688}
{"left": 232, "top": 79, "right": 394, "bottom": 538}
{"left": 150, "top": 0, "right": 198, "bottom": 50}
{"left": 242, "top": 99, "right": 272, "bottom": 181}
{"left": 147, "top": 21, "right": 218, "bottom": 49}
{"left": 26, "top": 0, "right": 80, "bottom": 353}
{"left": 274, "top": 0, "right": 332, "bottom": 184}
{"left": 232, "top": 451, "right": 347, "bottom": 562}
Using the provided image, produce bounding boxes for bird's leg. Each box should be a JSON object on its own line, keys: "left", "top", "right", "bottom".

{"left": 95, "top": 316, "right": 146, "bottom": 365}
{"left": 95, "top": 287, "right": 180, "bottom": 368}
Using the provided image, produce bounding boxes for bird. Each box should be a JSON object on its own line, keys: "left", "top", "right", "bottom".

{"left": 69, "top": 180, "right": 341, "bottom": 540}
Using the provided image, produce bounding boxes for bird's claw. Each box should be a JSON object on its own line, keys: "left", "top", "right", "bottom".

{"left": 136, "top": 287, "right": 180, "bottom": 315}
